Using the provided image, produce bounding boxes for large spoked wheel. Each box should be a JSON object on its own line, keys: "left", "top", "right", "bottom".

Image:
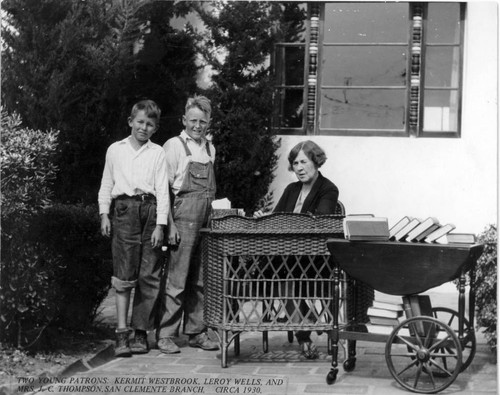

{"left": 385, "top": 316, "right": 462, "bottom": 394}
{"left": 432, "top": 307, "right": 476, "bottom": 374}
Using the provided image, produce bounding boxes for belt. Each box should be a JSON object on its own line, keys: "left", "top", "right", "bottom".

{"left": 115, "top": 194, "right": 156, "bottom": 202}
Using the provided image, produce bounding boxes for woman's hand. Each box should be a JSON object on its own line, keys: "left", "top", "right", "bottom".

{"left": 253, "top": 209, "right": 267, "bottom": 218}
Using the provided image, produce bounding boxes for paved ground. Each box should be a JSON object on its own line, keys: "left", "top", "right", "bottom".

{"left": 18, "top": 286, "right": 498, "bottom": 395}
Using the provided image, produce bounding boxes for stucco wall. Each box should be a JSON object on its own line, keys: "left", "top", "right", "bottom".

{"left": 269, "top": 2, "right": 498, "bottom": 234}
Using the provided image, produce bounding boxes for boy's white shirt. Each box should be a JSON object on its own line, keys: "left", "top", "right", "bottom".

{"left": 163, "top": 130, "right": 216, "bottom": 196}
{"left": 98, "top": 137, "right": 170, "bottom": 225}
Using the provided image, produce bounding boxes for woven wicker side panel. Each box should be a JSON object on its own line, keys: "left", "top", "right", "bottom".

{"left": 214, "top": 233, "right": 341, "bottom": 256}
{"left": 202, "top": 230, "right": 346, "bottom": 330}
{"left": 211, "top": 213, "right": 344, "bottom": 233}
{"left": 345, "top": 276, "right": 375, "bottom": 324}
{"left": 220, "top": 253, "right": 336, "bottom": 330}
{"left": 203, "top": 233, "right": 224, "bottom": 326}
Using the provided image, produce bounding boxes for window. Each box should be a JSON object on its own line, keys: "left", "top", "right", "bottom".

{"left": 273, "top": 2, "right": 465, "bottom": 137}
{"left": 273, "top": 3, "right": 308, "bottom": 133}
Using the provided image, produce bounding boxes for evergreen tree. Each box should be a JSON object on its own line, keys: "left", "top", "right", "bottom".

{"left": 1, "top": 0, "right": 199, "bottom": 203}
{"left": 194, "top": 1, "right": 283, "bottom": 214}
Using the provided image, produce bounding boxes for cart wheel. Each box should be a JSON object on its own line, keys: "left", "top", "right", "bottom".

{"left": 326, "top": 369, "right": 338, "bottom": 385}
{"left": 385, "top": 316, "right": 462, "bottom": 394}
{"left": 343, "top": 358, "right": 356, "bottom": 372}
{"left": 432, "top": 307, "right": 476, "bottom": 374}
{"left": 288, "top": 331, "right": 294, "bottom": 343}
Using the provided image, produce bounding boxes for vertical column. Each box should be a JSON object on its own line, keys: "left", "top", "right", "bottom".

{"left": 409, "top": 5, "right": 423, "bottom": 135}
{"left": 307, "top": 3, "right": 320, "bottom": 134}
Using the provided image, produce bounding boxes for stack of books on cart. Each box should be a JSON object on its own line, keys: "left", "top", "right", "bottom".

{"left": 343, "top": 215, "right": 390, "bottom": 241}
{"left": 388, "top": 216, "right": 472, "bottom": 244}
{"left": 365, "top": 294, "right": 405, "bottom": 335}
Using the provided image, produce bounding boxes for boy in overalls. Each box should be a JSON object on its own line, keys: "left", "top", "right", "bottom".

{"left": 157, "top": 95, "right": 219, "bottom": 353}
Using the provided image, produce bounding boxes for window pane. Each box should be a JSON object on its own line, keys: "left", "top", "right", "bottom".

{"left": 320, "top": 89, "right": 406, "bottom": 130}
{"left": 423, "top": 90, "right": 458, "bottom": 132}
{"left": 284, "top": 46, "right": 305, "bottom": 85}
{"left": 426, "top": 3, "right": 461, "bottom": 44}
{"left": 322, "top": 46, "right": 407, "bottom": 86}
{"left": 425, "top": 47, "right": 460, "bottom": 88}
{"left": 324, "top": 3, "right": 408, "bottom": 43}
{"left": 276, "top": 88, "right": 304, "bottom": 128}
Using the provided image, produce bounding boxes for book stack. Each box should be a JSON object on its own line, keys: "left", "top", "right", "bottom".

{"left": 366, "top": 294, "right": 405, "bottom": 333}
{"left": 389, "top": 216, "right": 456, "bottom": 243}
{"left": 343, "top": 215, "right": 390, "bottom": 241}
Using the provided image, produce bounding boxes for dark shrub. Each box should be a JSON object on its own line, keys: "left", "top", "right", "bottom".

{"left": 1, "top": 204, "right": 112, "bottom": 347}
{"left": 29, "top": 204, "right": 112, "bottom": 329}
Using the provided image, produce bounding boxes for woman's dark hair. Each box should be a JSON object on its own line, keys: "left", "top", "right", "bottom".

{"left": 287, "top": 140, "right": 327, "bottom": 171}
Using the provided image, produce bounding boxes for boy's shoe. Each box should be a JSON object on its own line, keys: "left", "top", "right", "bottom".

{"left": 188, "top": 332, "right": 219, "bottom": 351}
{"left": 157, "top": 337, "right": 180, "bottom": 354}
{"left": 130, "top": 329, "right": 149, "bottom": 354}
{"left": 115, "top": 328, "right": 132, "bottom": 358}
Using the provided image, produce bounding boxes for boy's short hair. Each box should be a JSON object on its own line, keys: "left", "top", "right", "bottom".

{"left": 185, "top": 95, "right": 212, "bottom": 119}
{"left": 130, "top": 100, "right": 161, "bottom": 125}
{"left": 288, "top": 140, "right": 327, "bottom": 171}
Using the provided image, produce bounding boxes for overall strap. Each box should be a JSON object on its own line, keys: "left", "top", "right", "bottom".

{"left": 206, "top": 141, "right": 211, "bottom": 157}
{"left": 177, "top": 135, "right": 212, "bottom": 158}
{"left": 177, "top": 136, "right": 192, "bottom": 156}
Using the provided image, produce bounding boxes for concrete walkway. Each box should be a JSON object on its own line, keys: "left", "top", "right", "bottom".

{"left": 27, "top": 287, "right": 498, "bottom": 395}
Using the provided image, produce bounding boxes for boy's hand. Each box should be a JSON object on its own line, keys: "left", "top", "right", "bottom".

{"left": 101, "top": 214, "right": 111, "bottom": 237}
{"left": 151, "top": 225, "right": 164, "bottom": 248}
{"left": 167, "top": 222, "right": 180, "bottom": 245}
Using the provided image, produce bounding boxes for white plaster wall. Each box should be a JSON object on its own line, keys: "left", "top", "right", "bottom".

{"left": 269, "top": 2, "right": 498, "bottom": 234}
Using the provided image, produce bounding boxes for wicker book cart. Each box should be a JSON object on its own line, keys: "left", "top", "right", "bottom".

{"left": 201, "top": 203, "right": 374, "bottom": 367}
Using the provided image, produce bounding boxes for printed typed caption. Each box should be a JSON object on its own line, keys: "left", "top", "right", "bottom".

{"left": 13, "top": 374, "right": 288, "bottom": 394}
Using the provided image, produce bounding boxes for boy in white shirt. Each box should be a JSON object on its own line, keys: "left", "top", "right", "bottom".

{"left": 98, "top": 100, "right": 169, "bottom": 357}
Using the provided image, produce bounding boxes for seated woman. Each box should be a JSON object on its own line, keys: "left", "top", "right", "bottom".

{"left": 254, "top": 140, "right": 339, "bottom": 359}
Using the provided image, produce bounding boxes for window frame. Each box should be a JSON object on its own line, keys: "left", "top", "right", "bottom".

{"left": 418, "top": 2, "right": 465, "bottom": 138}
{"left": 272, "top": 2, "right": 466, "bottom": 138}
{"left": 273, "top": 42, "right": 309, "bottom": 135}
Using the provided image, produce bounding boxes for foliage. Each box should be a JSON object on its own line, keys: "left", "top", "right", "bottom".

{"left": 29, "top": 204, "right": 113, "bottom": 330}
{"left": 0, "top": 109, "right": 59, "bottom": 216}
{"left": 474, "top": 224, "right": 497, "bottom": 353}
{"left": 1, "top": 205, "right": 112, "bottom": 348}
{"left": 194, "top": 1, "right": 284, "bottom": 214}
{"left": 255, "top": 191, "right": 275, "bottom": 214}
{"left": 0, "top": 110, "right": 111, "bottom": 347}
{"left": 1, "top": 0, "right": 199, "bottom": 203}
{"left": 0, "top": 109, "right": 61, "bottom": 347}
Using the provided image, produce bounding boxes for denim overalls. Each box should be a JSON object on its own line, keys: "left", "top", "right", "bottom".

{"left": 157, "top": 136, "right": 216, "bottom": 338}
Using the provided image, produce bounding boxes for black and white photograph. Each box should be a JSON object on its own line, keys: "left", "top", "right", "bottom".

{"left": 1, "top": 1, "right": 497, "bottom": 394}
